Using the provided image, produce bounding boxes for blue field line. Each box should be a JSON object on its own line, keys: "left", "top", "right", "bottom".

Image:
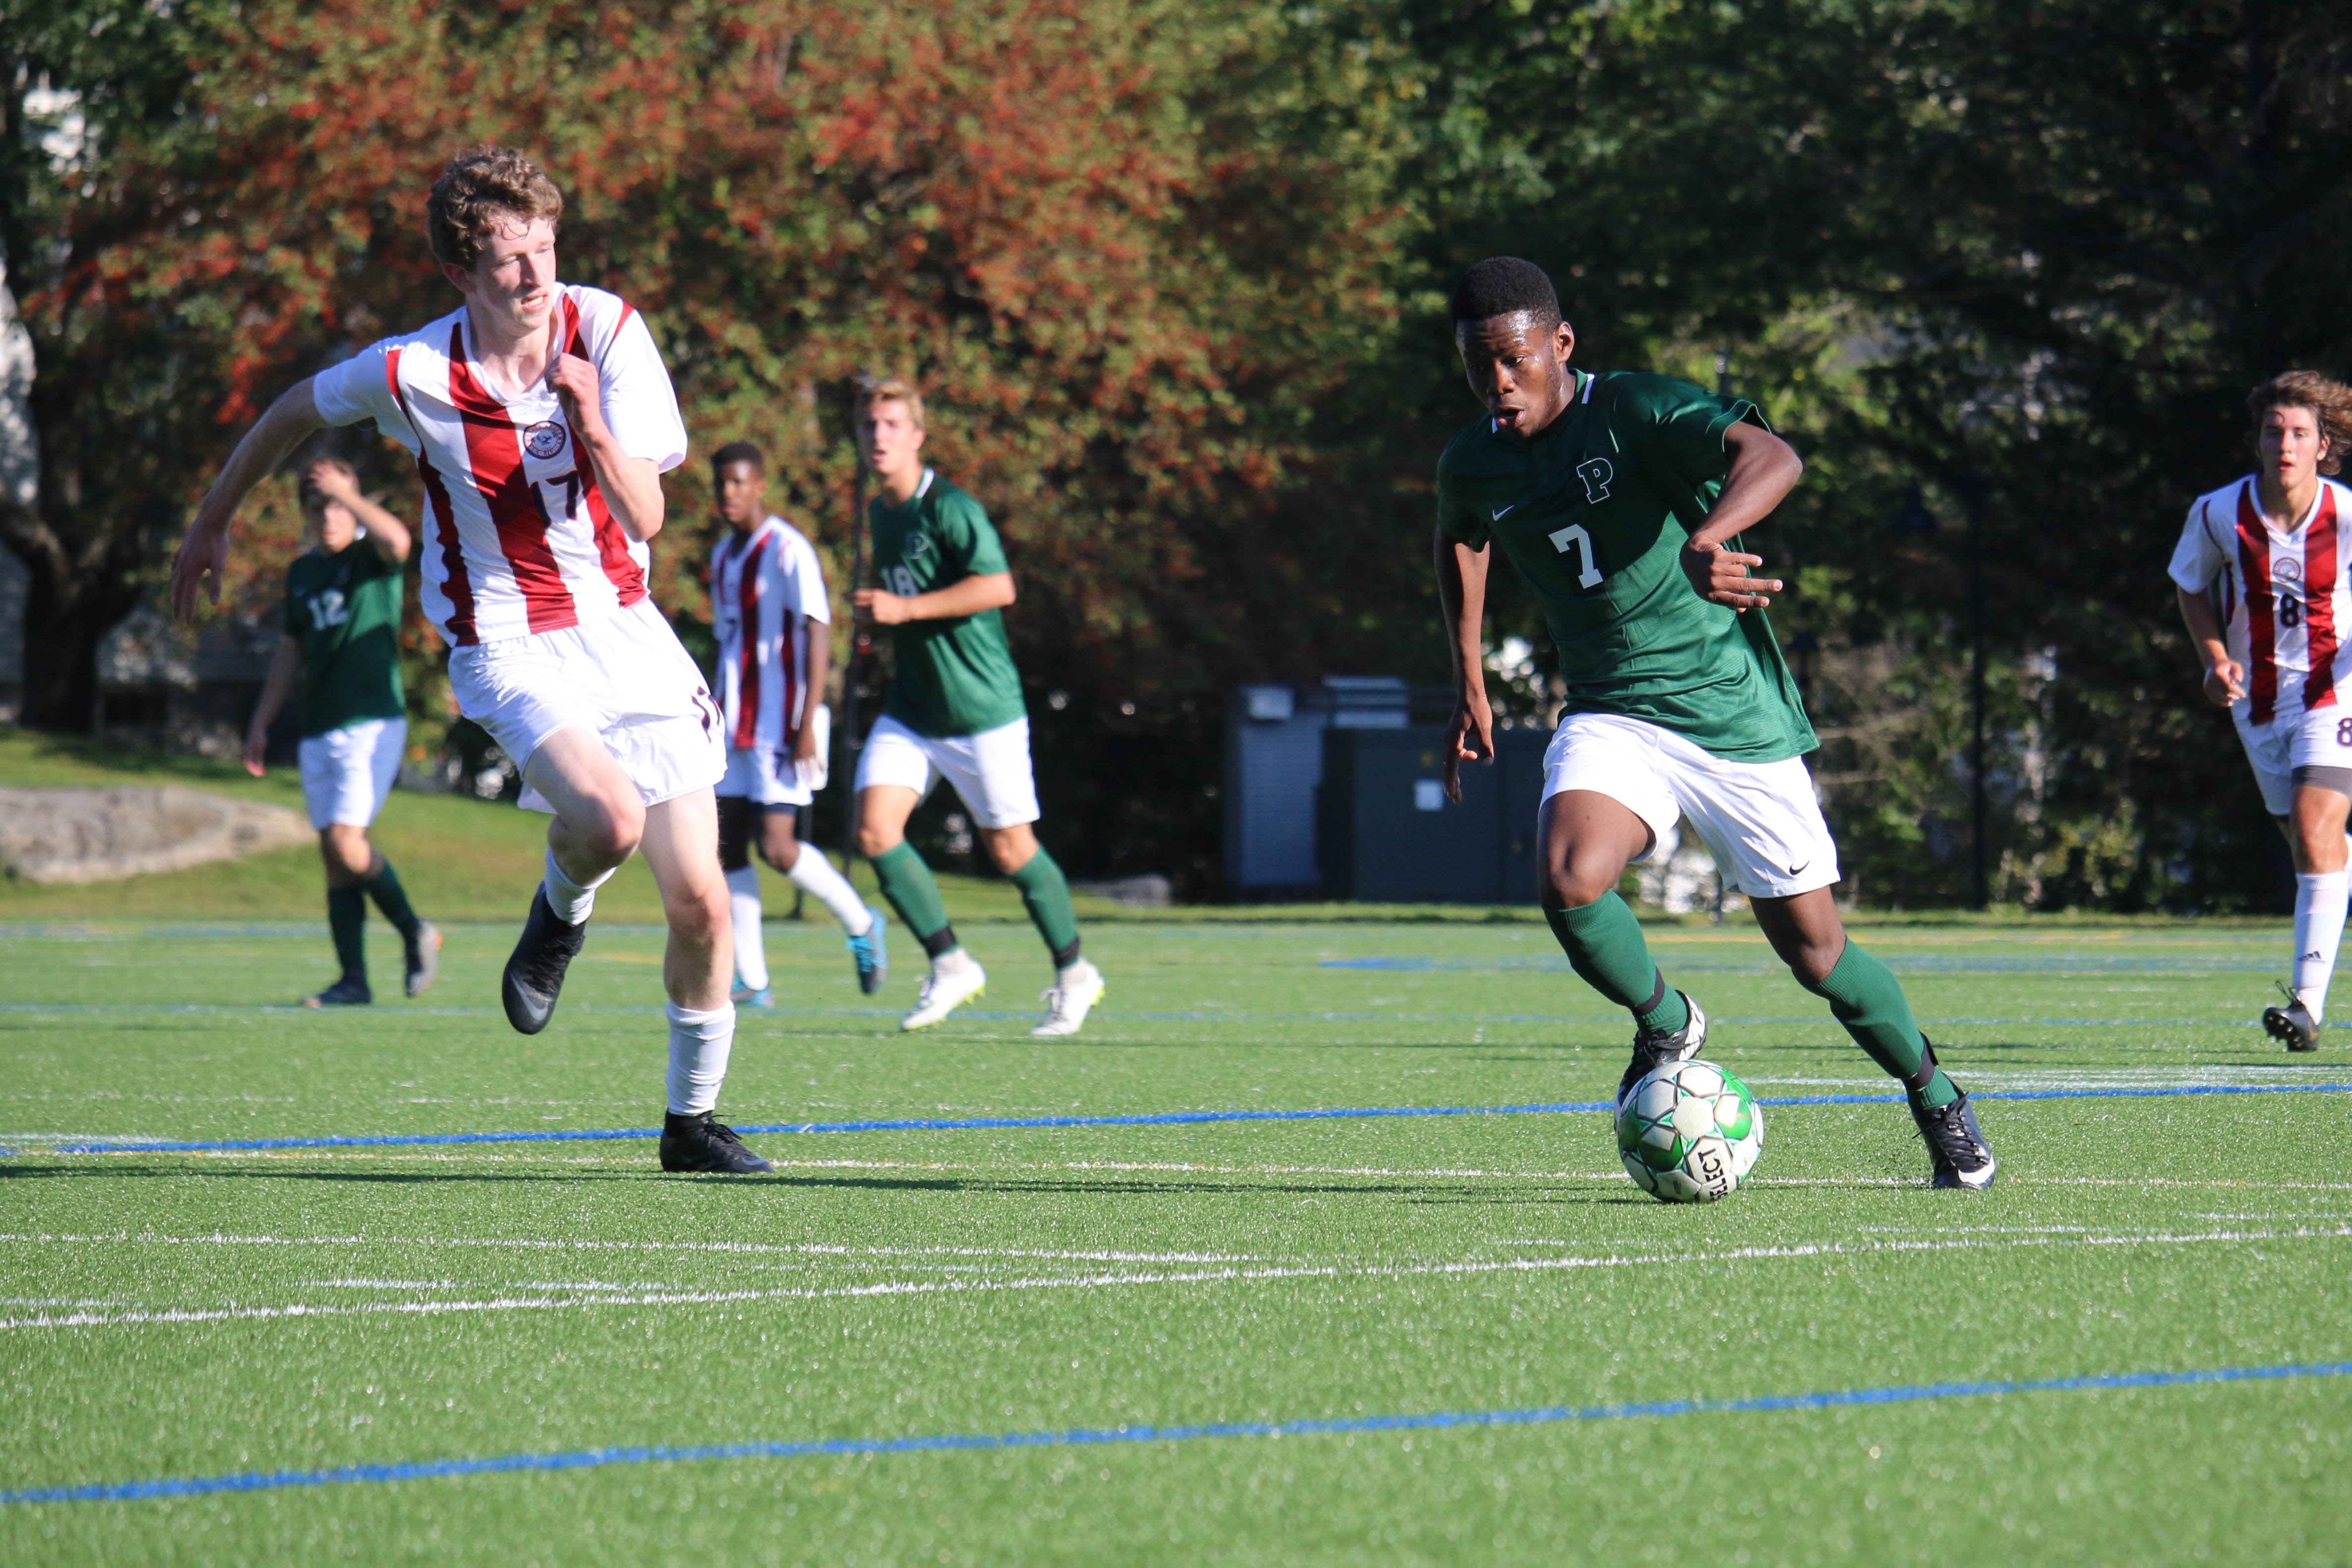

{"left": 5, "top": 1359, "right": 2346, "bottom": 1507}
{"left": 6, "top": 1079, "right": 2349, "bottom": 1158}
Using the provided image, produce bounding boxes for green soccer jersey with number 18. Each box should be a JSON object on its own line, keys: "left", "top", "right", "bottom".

{"left": 1435, "top": 368, "right": 1817, "bottom": 762}
{"left": 870, "top": 470, "right": 1027, "bottom": 739}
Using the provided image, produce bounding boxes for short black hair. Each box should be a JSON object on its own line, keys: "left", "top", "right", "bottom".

{"left": 1449, "top": 257, "right": 1561, "bottom": 329}
{"left": 711, "top": 440, "right": 765, "bottom": 475}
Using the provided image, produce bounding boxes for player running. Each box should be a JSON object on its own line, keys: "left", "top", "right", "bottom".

{"left": 243, "top": 456, "right": 440, "bottom": 1008}
{"left": 848, "top": 379, "right": 1105, "bottom": 1036}
{"left": 2170, "top": 371, "right": 2352, "bottom": 1051}
{"left": 707, "top": 439, "right": 888, "bottom": 1003}
{"left": 1433, "top": 257, "right": 1995, "bottom": 1190}
{"left": 170, "top": 145, "right": 769, "bottom": 1174}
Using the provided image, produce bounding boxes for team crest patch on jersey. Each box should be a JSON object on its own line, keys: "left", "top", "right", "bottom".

{"left": 903, "top": 531, "right": 932, "bottom": 559}
{"left": 522, "top": 420, "right": 569, "bottom": 460}
{"left": 2279, "top": 557, "right": 2303, "bottom": 582}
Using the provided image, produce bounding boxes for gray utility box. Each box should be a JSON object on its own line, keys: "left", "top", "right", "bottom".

{"left": 1318, "top": 724, "right": 1551, "bottom": 903}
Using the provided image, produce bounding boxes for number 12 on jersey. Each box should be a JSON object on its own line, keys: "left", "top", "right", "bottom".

{"left": 1548, "top": 523, "right": 1605, "bottom": 588}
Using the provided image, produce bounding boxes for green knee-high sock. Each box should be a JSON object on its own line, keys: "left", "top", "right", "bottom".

{"left": 1545, "top": 892, "right": 1689, "bottom": 1033}
{"left": 1008, "top": 846, "right": 1081, "bottom": 968}
{"left": 327, "top": 885, "right": 367, "bottom": 983}
{"left": 872, "top": 842, "right": 956, "bottom": 957}
{"left": 364, "top": 859, "right": 420, "bottom": 938}
{"left": 1799, "top": 941, "right": 1958, "bottom": 1107}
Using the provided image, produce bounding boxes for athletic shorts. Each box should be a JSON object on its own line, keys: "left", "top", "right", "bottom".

{"left": 852, "top": 712, "right": 1040, "bottom": 829}
{"left": 718, "top": 706, "right": 832, "bottom": 808}
{"left": 448, "top": 598, "right": 727, "bottom": 814}
{"left": 2237, "top": 705, "right": 2352, "bottom": 816}
{"left": 298, "top": 716, "right": 406, "bottom": 830}
{"left": 1541, "top": 711, "right": 1840, "bottom": 900}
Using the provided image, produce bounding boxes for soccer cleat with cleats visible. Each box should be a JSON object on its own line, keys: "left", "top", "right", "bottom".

{"left": 901, "top": 956, "right": 987, "bottom": 1031}
{"left": 501, "top": 886, "right": 586, "bottom": 1036}
{"left": 1616, "top": 993, "right": 1708, "bottom": 1106}
{"left": 404, "top": 922, "right": 442, "bottom": 998}
{"left": 847, "top": 908, "right": 889, "bottom": 995}
{"left": 731, "top": 983, "right": 775, "bottom": 1007}
{"left": 1032, "top": 959, "right": 1105, "bottom": 1038}
{"left": 2263, "top": 985, "right": 2322, "bottom": 1052}
{"left": 1911, "top": 1091, "right": 1997, "bottom": 1190}
{"left": 658, "top": 1111, "right": 773, "bottom": 1174}
{"left": 304, "top": 976, "right": 371, "bottom": 1008}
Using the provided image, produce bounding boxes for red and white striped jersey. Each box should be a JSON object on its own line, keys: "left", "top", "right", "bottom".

{"left": 2168, "top": 475, "right": 2352, "bottom": 726}
{"left": 310, "top": 285, "right": 688, "bottom": 646}
{"left": 709, "top": 516, "right": 831, "bottom": 752}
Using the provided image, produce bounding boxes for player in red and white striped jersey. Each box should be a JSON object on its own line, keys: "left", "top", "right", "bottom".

{"left": 2172, "top": 371, "right": 2352, "bottom": 1051}
{"left": 169, "top": 146, "right": 767, "bottom": 1175}
{"left": 706, "top": 441, "right": 886, "bottom": 1002}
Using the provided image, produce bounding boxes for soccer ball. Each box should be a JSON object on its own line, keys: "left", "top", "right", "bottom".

{"left": 1615, "top": 1058, "right": 1765, "bottom": 1203}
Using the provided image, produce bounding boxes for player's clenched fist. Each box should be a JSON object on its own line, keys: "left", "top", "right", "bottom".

{"left": 1442, "top": 688, "right": 1495, "bottom": 802}
{"left": 1680, "top": 540, "right": 1782, "bottom": 612}
{"left": 2202, "top": 658, "right": 2247, "bottom": 707}
{"left": 547, "top": 352, "right": 607, "bottom": 440}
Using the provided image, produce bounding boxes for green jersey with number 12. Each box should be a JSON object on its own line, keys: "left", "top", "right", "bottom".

{"left": 869, "top": 469, "right": 1028, "bottom": 739}
{"left": 1435, "top": 368, "right": 1816, "bottom": 762}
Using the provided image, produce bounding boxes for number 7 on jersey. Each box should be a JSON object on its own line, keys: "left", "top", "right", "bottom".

{"left": 1548, "top": 523, "right": 1605, "bottom": 588}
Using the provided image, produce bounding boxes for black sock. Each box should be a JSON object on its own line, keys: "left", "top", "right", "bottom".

{"left": 327, "top": 886, "right": 367, "bottom": 983}
{"left": 365, "top": 860, "right": 422, "bottom": 940}
{"left": 919, "top": 923, "right": 961, "bottom": 960}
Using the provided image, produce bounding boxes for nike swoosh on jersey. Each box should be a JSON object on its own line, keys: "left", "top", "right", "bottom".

{"left": 1491, "top": 503, "right": 1517, "bottom": 520}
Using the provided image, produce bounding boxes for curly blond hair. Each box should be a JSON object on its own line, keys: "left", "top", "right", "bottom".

{"left": 426, "top": 146, "right": 564, "bottom": 271}
{"left": 2248, "top": 370, "right": 2352, "bottom": 477}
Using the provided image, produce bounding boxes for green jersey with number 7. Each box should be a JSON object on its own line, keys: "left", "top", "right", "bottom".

{"left": 1434, "top": 367, "right": 1817, "bottom": 762}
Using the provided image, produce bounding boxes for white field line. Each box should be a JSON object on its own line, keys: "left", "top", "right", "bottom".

{"left": 0, "top": 1233, "right": 1264, "bottom": 1265}
{"left": 4, "top": 1225, "right": 2347, "bottom": 1334}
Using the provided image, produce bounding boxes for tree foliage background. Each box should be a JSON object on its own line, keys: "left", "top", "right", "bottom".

{"left": 5, "top": 0, "right": 2350, "bottom": 906}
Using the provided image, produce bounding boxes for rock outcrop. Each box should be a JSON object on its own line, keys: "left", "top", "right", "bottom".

{"left": 0, "top": 786, "right": 313, "bottom": 884}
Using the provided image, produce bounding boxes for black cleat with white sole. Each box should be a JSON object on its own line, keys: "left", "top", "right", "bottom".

{"left": 305, "top": 976, "right": 371, "bottom": 1008}
{"left": 659, "top": 1111, "right": 773, "bottom": 1174}
{"left": 1617, "top": 991, "right": 1708, "bottom": 1106}
{"left": 501, "top": 887, "right": 585, "bottom": 1035}
{"left": 2263, "top": 991, "right": 2321, "bottom": 1052}
{"left": 1911, "top": 1091, "right": 1996, "bottom": 1190}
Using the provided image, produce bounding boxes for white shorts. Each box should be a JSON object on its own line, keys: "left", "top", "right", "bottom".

{"left": 2237, "top": 705, "right": 2352, "bottom": 815}
{"left": 298, "top": 717, "right": 407, "bottom": 830}
{"left": 1542, "top": 711, "right": 1840, "bottom": 899}
{"left": 449, "top": 598, "right": 727, "bottom": 814}
{"left": 719, "top": 706, "right": 832, "bottom": 808}
{"left": 852, "top": 713, "right": 1040, "bottom": 829}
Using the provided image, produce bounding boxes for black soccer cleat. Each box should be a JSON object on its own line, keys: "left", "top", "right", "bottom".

{"left": 1911, "top": 1091, "right": 1997, "bottom": 1190}
{"left": 2262, "top": 991, "right": 2322, "bottom": 1053}
{"left": 659, "top": 1111, "right": 774, "bottom": 1174}
{"left": 304, "top": 976, "right": 371, "bottom": 1008}
{"left": 405, "top": 922, "right": 443, "bottom": 999}
{"left": 1617, "top": 992, "right": 1708, "bottom": 1106}
{"left": 501, "top": 887, "right": 586, "bottom": 1036}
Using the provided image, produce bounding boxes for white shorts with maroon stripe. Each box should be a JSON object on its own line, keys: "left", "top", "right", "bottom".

{"left": 2238, "top": 705, "right": 2352, "bottom": 815}
{"left": 717, "top": 707, "right": 832, "bottom": 808}
{"left": 449, "top": 599, "right": 726, "bottom": 813}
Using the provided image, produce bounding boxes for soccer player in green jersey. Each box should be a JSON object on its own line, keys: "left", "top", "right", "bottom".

{"left": 849, "top": 378, "right": 1104, "bottom": 1036}
{"left": 1433, "top": 257, "right": 1995, "bottom": 1189}
{"left": 244, "top": 457, "right": 440, "bottom": 1007}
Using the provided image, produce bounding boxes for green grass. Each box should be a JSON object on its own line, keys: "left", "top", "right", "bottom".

{"left": 4, "top": 901, "right": 2352, "bottom": 1564}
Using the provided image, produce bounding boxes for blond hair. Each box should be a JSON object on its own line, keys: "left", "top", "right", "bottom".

{"left": 2248, "top": 370, "right": 2352, "bottom": 477}
{"left": 859, "top": 376, "right": 926, "bottom": 431}
{"left": 426, "top": 146, "right": 565, "bottom": 271}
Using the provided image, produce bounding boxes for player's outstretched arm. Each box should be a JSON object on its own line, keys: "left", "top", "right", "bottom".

{"left": 1678, "top": 422, "right": 1803, "bottom": 613}
{"left": 170, "top": 379, "right": 327, "bottom": 623}
{"left": 1434, "top": 526, "right": 1495, "bottom": 802}
{"left": 306, "top": 460, "right": 412, "bottom": 565}
{"left": 244, "top": 636, "right": 301, "bottom": 777}
{"left": 852, "top": 572, "right": 1015, "bottom": 627}
{"left": 2175, "top": 585, "right": 2246, "bottom": 707}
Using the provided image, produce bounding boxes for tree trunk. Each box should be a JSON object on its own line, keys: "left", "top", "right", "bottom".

{"left": 10, "top": 534, "right": 142, "bottom": 732}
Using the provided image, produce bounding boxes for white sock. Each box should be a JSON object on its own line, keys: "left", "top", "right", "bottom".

{"left": 543, "top": 848, "right": 614, "bottom": 926}
{"left": 1058, "top": 956, "right": 1096, "bottom": 986}
{"left": 665, "top": 1001, "right": 735, "bottom": 1116}
{"left": 933, "top": 946, "right": 978, "bottom": 979}
{"left": 726, "top": 866, "right": 768, "bottom": 991}
{"left": 2293, "top": 871, "right": 2350, "bottom": 1021}
{"left": 784, "top": 846, "right": 872, "bottom": 936}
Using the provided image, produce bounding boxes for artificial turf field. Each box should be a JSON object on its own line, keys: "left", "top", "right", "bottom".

{"left": 4, "top": 911, "right": 2352, "bottom": 1565}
